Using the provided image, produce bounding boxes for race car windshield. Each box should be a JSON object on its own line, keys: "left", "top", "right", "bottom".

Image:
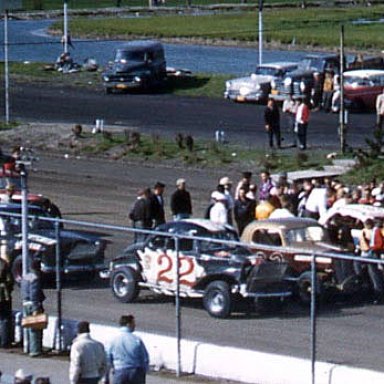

{"left": 285, "top": 226, "right": 327, "bottom": 245}
{"left": 199, "top": 231, "right": 239, "bottom": 252}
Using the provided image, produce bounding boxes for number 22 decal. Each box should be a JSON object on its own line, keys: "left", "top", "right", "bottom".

{"left": 157, "top": 254, "right": 195, "bottom": 287}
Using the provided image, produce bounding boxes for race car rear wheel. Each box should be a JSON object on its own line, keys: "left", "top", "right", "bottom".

{"left": 203, "top": 281, "right": 232, "bottom": 318}
{"left": 297, "top": 271, "right": 322, "bottom": 306}
{"left": 111, "top": 267, "right": 140, "bottom": 303}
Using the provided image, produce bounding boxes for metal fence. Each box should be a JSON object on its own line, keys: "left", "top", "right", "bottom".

{"left": 4, "top": 210, "right": 384, "bottom": 382}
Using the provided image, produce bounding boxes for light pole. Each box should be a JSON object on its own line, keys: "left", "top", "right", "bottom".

{"left": 63, "top": 0, "right": 68, "bottom": 53}
{"left": 258, "top": 0, "right": 263, "bottom": 66}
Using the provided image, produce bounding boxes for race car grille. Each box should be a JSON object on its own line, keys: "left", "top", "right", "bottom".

{"left": 246, "top": 262, "right": 289, "bottom": 294}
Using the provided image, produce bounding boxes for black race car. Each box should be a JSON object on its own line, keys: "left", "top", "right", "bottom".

{"left": 101, "top": 219, "right": 291, "bottom": 318}
{"left": 0, "top": 203, "right": 107, "bottom": 283}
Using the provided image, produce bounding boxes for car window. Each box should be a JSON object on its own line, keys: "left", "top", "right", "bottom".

{"left": 148, "top": 235, "right": 166, "bottom": 249}
{"left": 285, "top": 226, "right": 326, "bottom": 244}
{"left": 252, "top": 229, "right": 282, "bottom": 246}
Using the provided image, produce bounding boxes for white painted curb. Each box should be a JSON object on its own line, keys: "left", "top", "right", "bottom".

{"left": 39, "top": 316, "right": 384, "bottom": 384}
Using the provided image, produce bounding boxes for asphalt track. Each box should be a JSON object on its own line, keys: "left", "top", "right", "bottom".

{"left": 3, "top": 82, "right": 384, "bottom": 375}
{"left": 5, "top": 82, "right": 378, "bottom": 150}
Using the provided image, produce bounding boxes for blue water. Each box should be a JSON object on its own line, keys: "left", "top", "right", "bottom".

{"left": 0, "top": 19, "right": 320, "bottom": 75}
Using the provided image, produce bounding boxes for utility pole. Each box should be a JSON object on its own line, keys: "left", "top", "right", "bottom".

{"left": 63, "top": 0, "right": 68, "bottom": 53}
{"left": 258, "top": 0, "right": 263, "bottom": 66}
{"left": 3, "top": 8, "right": 9, "bottom": 124}
{"left": 2, "top": 1, "right": 22, "bottom": 124}
{"left": 339, "top": 25, "right": 347, "bottom": 154}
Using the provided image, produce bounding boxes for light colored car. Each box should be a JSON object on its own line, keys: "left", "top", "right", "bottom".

{"left": 319, "top": 203, "right": 384, "bottom": 246}
{"left": 342, "top": 69, "right": 384, "bottom": 111}
{"left": 224, "top": 62, "right": 298, "bottom": 103}
{"left": 241, "top": 217, "right": 360, "bottom": 304}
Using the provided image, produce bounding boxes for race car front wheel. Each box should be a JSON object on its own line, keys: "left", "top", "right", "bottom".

{"left": 111, "top": 267, "right": 140, "bottom": 303}
{"left": 203, "top": 281, "right": 232, "bottom": 319}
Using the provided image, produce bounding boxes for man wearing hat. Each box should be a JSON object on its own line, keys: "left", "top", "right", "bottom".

{"left": 209, "top": 191, "right": 228, "bottom": 226}
{"left": 219, "top": 177, "right": 234, "bottom": 225}
{"left": 170, "top": 179, "right": 192, "bottom": 220}
{"left": 14, "top": 369, "right": 33, "bottom": 384}
{"left": 149, "top": 182, "right": 166, "bottom": 228}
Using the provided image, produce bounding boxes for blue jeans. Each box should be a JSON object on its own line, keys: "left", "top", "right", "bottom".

{"left": 113, "top": 368, "right": 146, "bottom": 384}
{"left": 23, "top": 304, "right": 43, "bottom": 356}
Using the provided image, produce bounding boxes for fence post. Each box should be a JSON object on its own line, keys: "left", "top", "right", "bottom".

{"left": 55, "top": 220, "right": 63, "bottom": 352}
{"left": 174, "top": 236, "right": 181, "bottom": 377}
{"left": 310, "top": 252, "right": 317, "bottom": 384}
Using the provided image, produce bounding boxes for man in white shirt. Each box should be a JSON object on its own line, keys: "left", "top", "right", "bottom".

{"left": 376, "top": 89, "right": 384, "bottom": 131}
{"left": 209, "top": 191, "right": 228, "bottom": 226}
{"left": 69, "top": 321, "right": 107, "bottom": 384}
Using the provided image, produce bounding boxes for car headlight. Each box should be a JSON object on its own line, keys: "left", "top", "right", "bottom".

{"left": 284, "top": 77, "right": 292, "bottom": 87}
{"left": 300, "top": 81, "right": 307, "bottom": 92}
{"left": 239, "top": 86, "right": 251, "bottom": 96}
{"left": 134, "top": 76, "right": 142, "bottom": 83}
{"left": 103, "top": 75, "right": 110, "bottom": 82}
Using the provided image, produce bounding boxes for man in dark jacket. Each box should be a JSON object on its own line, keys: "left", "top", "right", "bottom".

{"left": 264, "top": 98, "right": 281, "bottom": 149}
{"left": 0, "top": 256, "right": 14, "bottom": 348}
{"left": 234, "top": 186, "right": 256, "bottom": 235}
{"left": 149, "top": 182, "right": 166, "bottom": 228}
{"left": 129, "top": 188, "right": 152, "bottom": 243}
{"left": 170, "top": 178, "right": 192, "bottom": 220}
{"left": 20, "top": 259, "right": 46, "bottom": 357}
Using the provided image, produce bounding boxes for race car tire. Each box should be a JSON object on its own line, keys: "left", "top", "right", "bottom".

{"left": 111, "top": 267, "right": 140, "bottom": 303}
{"left": 297, "top": 271, "right": 322, "bottom": 306}
{"left": 203, "top": 281, "right": 232, "bottom": 318}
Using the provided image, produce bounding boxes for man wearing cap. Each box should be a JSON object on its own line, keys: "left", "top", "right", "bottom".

{"left": 14, "top": 369, "right": 33, "bottom": 384}
{"left": 219, "top": 177, "right": 234, "bottom": 225}
{"left": 170, "top": 179, "right": 192, "bottom": 220}
{"left": 149, "top": 182, "right": 166, "bottom": 228}
{"left": 69, "top": 321, "right": 107, "bottom": 384}
{"left": 209, "top": 191, "right": 228, "bottom": 226}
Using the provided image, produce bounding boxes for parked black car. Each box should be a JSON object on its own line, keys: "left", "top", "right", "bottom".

{"left": 101, "top": 219, "right": 292, "bottom": 318}
{"left": 270, "top": 53, "right": 341, "bottom": 102}
{"left": 102, "top": 40, "right": 167, "bottom": 93}
{"left": 0, "top": 203, "right": 107, "bottom": 283}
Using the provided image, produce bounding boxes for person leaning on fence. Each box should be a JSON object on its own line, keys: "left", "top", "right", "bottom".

{"left": 355, "top": 219, "right": 384, "bottom": 305}
{"left": 106, "top": 315, "right": 149, "bottom": 384}
{"left": 69, "top": 321, "right": 107, "bottom": 384}
{"left": 20, "top": 259, "right": 46, "bottom": 357}
{"left": 0, "top": 253, "right": 14, "bottom": 348}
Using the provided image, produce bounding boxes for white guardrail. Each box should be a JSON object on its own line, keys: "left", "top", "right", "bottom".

{"left": 38, "top": 315, "right": 384, "bottom": 384}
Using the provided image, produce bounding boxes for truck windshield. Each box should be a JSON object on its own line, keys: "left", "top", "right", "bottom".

{"left": 115, "top": 50, "right": 146, "bottom": 63}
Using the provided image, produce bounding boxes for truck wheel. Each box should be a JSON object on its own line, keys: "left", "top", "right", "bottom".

{"left": 297, "top": 271, "right": 321, "bottom": 306}
{"left": 203, "top": 281, "right": 232, "bottom": 318}
{"left": 111, "top": 267, "right": 139, "bottom": 303}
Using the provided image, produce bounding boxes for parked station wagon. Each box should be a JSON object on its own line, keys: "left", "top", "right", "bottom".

{"left": 102, "top": 219, "right": 292, "bottom": 318}
{"left": 241, "top": 217, "right": 359, "bottom": 303}
{"left": 102, "top": 40, "right": 167, "bottom": 93}
{"left": 224, "top": 62, "right": 298, "bottom": 103}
